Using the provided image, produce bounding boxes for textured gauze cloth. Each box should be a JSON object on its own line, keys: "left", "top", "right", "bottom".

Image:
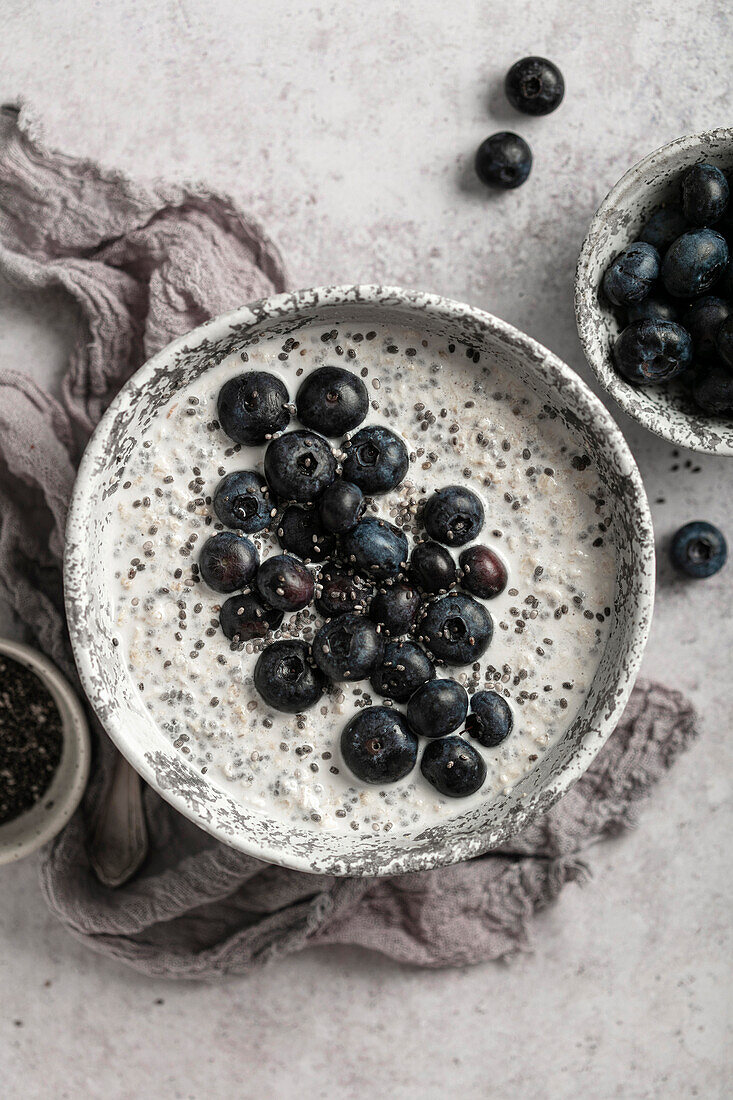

{"left": 0, "top": 104, "right": 698, "bottom": 979}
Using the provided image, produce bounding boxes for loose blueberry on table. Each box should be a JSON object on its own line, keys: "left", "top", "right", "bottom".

{"left": 475, "top": 131, "right": 532, "bottom": 190}
{"left": 670, "top": 521, "right": 727, "bottom": 579}
{"left": 504, "top": 56, "right": 565, "bottom": 116}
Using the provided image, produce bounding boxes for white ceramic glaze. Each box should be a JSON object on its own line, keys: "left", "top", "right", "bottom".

{"left": 575, "top": 128, "right": 733, "bottom": 456}
{"left": 0, "top": 638, "right": 91, "bottom": 865}
{"left": 64, "top": 286, "right": 655, "bottom": 876}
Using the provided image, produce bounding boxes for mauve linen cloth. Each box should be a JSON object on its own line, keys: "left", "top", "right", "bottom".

{"left": 0, "top": 105, "right": 698, "bottom": 979}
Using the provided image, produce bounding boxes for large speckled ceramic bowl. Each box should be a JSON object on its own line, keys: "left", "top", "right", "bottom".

{"left": 575, "top": 129, "right": 733, "bottom": 456}
{"left": 64, "top": 286, "right": 654, "bottom": 876}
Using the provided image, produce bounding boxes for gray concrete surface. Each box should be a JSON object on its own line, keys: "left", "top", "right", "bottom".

{"left": 0, "top": 1, "right": 731, "bottom": 1096}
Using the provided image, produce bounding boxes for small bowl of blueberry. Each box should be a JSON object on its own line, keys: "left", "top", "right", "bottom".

{"left": 575, "top": 128, "right": 733, "bottom": 455}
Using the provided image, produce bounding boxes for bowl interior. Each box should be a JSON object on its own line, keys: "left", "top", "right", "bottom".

{"left": 65, "top": 289, "right": 654, "bottom": 875}
{"left": 0, "top": 639, "right": 91, "bottom": 864}
{"left": 576, "top": 129, "right": 733, "bottom": 455}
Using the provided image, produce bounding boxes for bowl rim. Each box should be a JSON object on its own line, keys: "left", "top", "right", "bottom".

{"left": 0, "top": 638, "right": 91, "bottom": 865}
{"left": 64, "top": 284, "right": 655, "bottom": 875}
{"left": 574, "top": 126, "right": 733, "bottom": 457}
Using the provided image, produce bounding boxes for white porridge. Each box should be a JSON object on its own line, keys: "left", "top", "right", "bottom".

{"left": 110, "top": 321, "right": 616, "bottom": 837}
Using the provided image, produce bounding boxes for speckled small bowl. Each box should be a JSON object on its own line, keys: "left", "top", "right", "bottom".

{"left": 0, "top": 639, "right": 91, "bottom": 865}
{"left": 64, "top": 286, "right": 655, "bottom": 876}
{"left": 575, "top": 128, "right": 733, "bottom": 456}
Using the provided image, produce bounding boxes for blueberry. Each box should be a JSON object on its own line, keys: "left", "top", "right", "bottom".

{"left": 602, "top": 242, "right": 660, "bottom": 307}
{"left": 475, "top": 132, "right": 532, "bottom": 190}
{"left": 627, "top": 295, "right": 678, "bottom": 324}
{"left": 255, "top": 554, "right": 314, "bottom": 611}
{"left": 296, "top": 366, "right": 369, "bottom": 436}
{"left": 199, "top": 532, "right": 259, "bottom": 593}
{"left": 670, "top": 521, "right": 727, "bottom": 578}
{"left": 419, "top": 593, "right": 493, "bottom": 665}
{"left": 217, "top": 371, "right": 290, "bottom": 445}
{"left": 459, "top": 545, "right": 508, "bottom": 599}
{"left": 692, "top": 365, "right": 733, "bottom": 414}
{"left": 466, "top": 691, "right": 514, "bottom": 747}
{"left": 313, "top": 613, "right": 384, "bottom": 681}
{"left": 504, "top": 56, "right": 564, "bottom": 115}
{"left": 409, "top": 541, "right": 457, "bottom": 594}
{"left": 423, "top": 485, "right": 484, "bottom": 547}
{"left": 406, "top": 677, "right": 468, "bottom": 739}
{"left": 340, "top": 706, "right": 418, "bottom": 784}
{"left": 264, "top": 430, "right": 337, "bottom": 502}
{"left": 369, "top": 640, "right": 435, "bottom": 703}
{"left": 314, "top": 565, "right": 374, "bottom": 618}
{"left": 681, "top": 163, "right": 729, "bottom": 227}
{"left": 683, "top": 297, "right": 732, "bottom": 363}
{"left": 718, "top": 314, "right": 733, "bottom": 369}
{"left": 341, "top": 516, "right": 408, "bottom": 581}
{"left": 341, "top": 425, "right": 409, "bottom": 494}
{"left": 254, "top": 640, "right": 324, "bottom": 713}
{"left": 661, "top": 229, "right": 729, "bottom": 298}
{"left": 219, "top": 592, "right": 283, "bottom": 642}
{"left": 613, "top": 320, "right": 693, "bottom": 385}
{"left": 318, "top": 480, "right": 366, "bottom": 534}
{"left": 420, "top": 735, "right": 486, "bottom": 798}
{"left": 640, "top": 206, "right": 689, "bottom": 253}
{"left": 368, "top": 581, "right": 421, "bottom": 636}
{"left": 276, "top": 504, "right": 335, "bottom": 562}
{"left": 213, "top": 470, "right": 271, "bottom": 533}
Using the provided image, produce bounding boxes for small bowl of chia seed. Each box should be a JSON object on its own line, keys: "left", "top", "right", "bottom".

{"left": 575, "top": 128, "right": 733, "bottom": 456}
{"left": 0, "top": 638, "right": 90, "bottom": 865}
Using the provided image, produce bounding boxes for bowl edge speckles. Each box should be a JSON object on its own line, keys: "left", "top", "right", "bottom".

{"left": 575, "top": 128, "right": 733, "bottom": 456}
{"left": 63, "top": 286, "right": 655, "bottom": 877}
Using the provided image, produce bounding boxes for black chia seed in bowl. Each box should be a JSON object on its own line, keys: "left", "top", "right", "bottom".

{"left": 0, "top": 653, "right": 63, "bottom": 825}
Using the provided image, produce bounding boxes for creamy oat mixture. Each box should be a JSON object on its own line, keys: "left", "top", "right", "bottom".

{"left": 110, "top": 322, "right": 616, "bottom": 836}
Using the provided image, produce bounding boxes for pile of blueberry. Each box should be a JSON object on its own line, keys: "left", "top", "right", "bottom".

{"left": 602, "top": 162, "right": 733, "bottom": 414}
{"left": 196, "top": 364, "right": 512, "bottom": 798}
{"left": 474, "top": 57, "right": 564, "bottom": 191}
